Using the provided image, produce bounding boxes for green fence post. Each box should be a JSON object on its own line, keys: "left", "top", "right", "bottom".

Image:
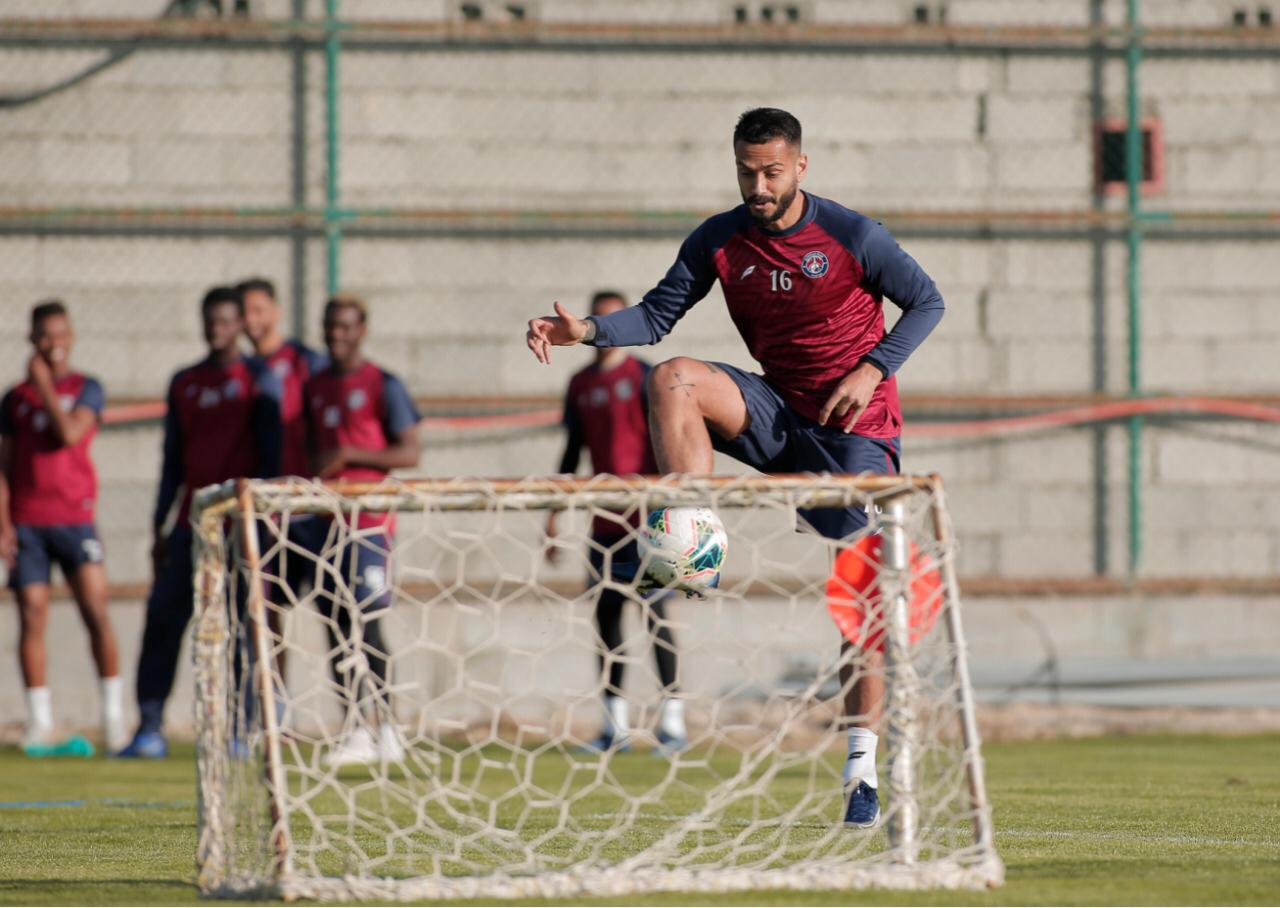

{"left": 324, "top": 0, "right": 341, "bottom": 297}
{"left": 1125, "top": 0, "right": 1144, "bottom": 576}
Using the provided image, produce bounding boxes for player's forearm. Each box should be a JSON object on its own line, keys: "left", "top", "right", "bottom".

{"left": 31, "top": 380, "right": 82, "bottom": 447}
{"left": 0, "top": 475, "right": 12, "bottom": 534}
{"left": 866, "top": 296, "right": 944, "bottom": 377}
{"left": 345, "top": 441, "right": 420, "bottom": 472}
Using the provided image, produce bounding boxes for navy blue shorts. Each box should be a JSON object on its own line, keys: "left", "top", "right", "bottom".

{"left": 292, "top": 519, "right": 393, "bottom": 614}
{"left": 710, "top": 363, "right": 901, "bottom": 541}
{"left": 10, "top": 524, "right": 104, "bottom": 590}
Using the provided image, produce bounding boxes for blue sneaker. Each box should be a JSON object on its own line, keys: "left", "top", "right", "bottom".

{"left": 574, "top": 733, "right": 631, "bottom": 755}
{"left": 116, "top": 730, "right": 168, "bottom": 759}
{"left": 654, "top": 729, "right": 689, "bottom": 758}
{"left": 843, "top": 780, "right": 880, "bottom": 828}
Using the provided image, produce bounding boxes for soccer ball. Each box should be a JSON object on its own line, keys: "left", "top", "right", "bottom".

{"left": 638, "top": 506, "right": 728, "bottom": 597}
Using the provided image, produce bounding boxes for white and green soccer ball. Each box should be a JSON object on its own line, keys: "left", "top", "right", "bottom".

{"left": 639, "top": 506, "right": 728, "bottom": 597}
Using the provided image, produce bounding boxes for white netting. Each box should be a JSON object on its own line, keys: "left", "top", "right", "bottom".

{"left": 192, "top": 474, "right": 1002, "bottom": 900}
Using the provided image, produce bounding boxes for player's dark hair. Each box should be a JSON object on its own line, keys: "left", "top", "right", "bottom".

{"left": 234, "top": 276, "right": 276, "bottom": 301}
{"left": 590, "top": 290, "right": 627, "bottom": 309}
{"left": 30, "top": 299, "right": 68, "bottom": 332}
{"left": 325, "top": 293, "right": 368, "bottom": 324}
{"left": 733, "top": 107, "right": 802, "bottom": 149}
{"left": 201, "top": 286, "right": 244, "bottom": 318}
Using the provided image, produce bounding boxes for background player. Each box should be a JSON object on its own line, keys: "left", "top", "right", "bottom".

{"left": 545, "top": 290, "right": 687, "bottom": 754}
{"left": 303, "top": 294, "right": 420, "bottom": 766}
{"left": 525, "top": 108, "right": 945, "bottom": 827}
{"left": 0, "top": 300, "right": 125, "bottom": 755}
{"left": 239, "top": 276, "right": 328, "bottom": 707}
{"left": 118, "top": 287, "right": 283, "bottom": 758}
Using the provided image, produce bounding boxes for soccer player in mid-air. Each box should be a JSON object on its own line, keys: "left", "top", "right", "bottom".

{"left": 0, "top": 301, "right": 126, "bottom": 755}
{"left": 118, "top": 287, "right": 283, "bottom": 758}
{"left": 526, "top": 108, "right": 945, "bottom": 827}
{"left": 545, "top": 290, "right": 688, "bottom": 755}
{"left": 303, "top": 294, "right": 420, "bottom": 766}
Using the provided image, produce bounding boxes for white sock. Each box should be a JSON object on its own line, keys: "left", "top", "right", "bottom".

{"left": 26, "top": 686, "right": 53, "bottom": 731}
{"left": 843, "top": 728, "right": 879, "bottom": 789}
{"left": 659, "top": 698, "right": 686, "bottom": 738}
{"left": 100, "top": 676, "right": 124, "bottom": 723}
{"left": 603, "top": 695, "right": 629, "bottom": 738}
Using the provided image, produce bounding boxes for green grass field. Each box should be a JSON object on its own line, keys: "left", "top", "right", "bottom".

{"left": 1, "top": 733, "right": 1277, "bottom": 906}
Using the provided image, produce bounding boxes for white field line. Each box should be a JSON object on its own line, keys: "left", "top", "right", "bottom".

{"left": 577, "top": 814, "right": 1278, "bottom": 849}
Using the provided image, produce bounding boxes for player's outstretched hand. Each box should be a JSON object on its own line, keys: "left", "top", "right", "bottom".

{"left": 526, "top": 301, "right": 588, "bottom": 364}
{"left": 818, "top": 362, "right": 884, "bottom": 433}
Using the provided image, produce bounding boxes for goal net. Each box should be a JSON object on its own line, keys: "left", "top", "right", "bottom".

{"left": 192, "top": 474, "right": 1002, "bottom": 900}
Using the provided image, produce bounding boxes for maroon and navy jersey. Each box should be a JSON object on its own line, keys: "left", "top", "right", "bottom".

{"left": 254, "top": 339, "right": 328, "bottom": 477}
{"left": 589, "top": 193, "right": 944, "bottom": 438}
{"left": 305, "top": 361, "right": 419, "bottom": 483}
{"left": 0, "top": 373, "right": 104, "bottom": 526}
{"left": 305, "top": 361, "right": 419, "bottom": 532}
{"left": 561, "top": 357, "right": 657, "bottom": 476}
{"left": 156, "top": 356, "right": 283, "bottom": 528}
{"left": 560, "top": 356, "right": 657, "bottom": 538}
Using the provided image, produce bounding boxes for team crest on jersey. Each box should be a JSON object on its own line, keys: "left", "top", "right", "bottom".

{"left": 801, "top": 251, "right": 829, "bottom": 278}
{"left": 348, "top": 389, "right": 367, "bottom": 411}
{"left": 616, "top": 378, "right": 633, "bottom": 401}
{"left": 273, "top": 359, "right": 292, "bottom": 380}
{"left": 223, "top": 379, "right": 241, "bottom": 400}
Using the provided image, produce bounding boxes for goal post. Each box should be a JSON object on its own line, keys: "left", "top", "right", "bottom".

{"left": 192, "top": 474, "right": 1003, "bottom": 900}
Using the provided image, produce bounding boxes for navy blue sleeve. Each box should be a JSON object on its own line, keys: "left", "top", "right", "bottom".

{"left": 75, "top": 377, "right": 105, "bottom": 419}
{"left": 817, "top": 203, "right": 944, "bottom": 378}
{"left": 0, "top": 390, "right": 14, "bottom": 437}
{"left": 249, "top": 362, "right": 284, "bottom": 478}
{"left": 589, "top": 213, "right": 737, "bottom": 348}
{"left": 295, "top": 340, "right": 330, "bottom": 377}
{"left": 380, "top": 372, "right": 420, "bottom": 438}
{"left": 635, "top": 358, "right": 653, "bottom": 413}
{"left": 154, "top": 376, "right": 183, "bottom": 530}
{"left": 557, "top": 384, "right": 583, "bottom": 475}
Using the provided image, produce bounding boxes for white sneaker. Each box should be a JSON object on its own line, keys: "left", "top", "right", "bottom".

{"left": 324, "top": 727, "right": 378, "bottom": 767}
{"left": 378, "top": 725, "right": 405, "bottom": 762}
{"left": 103, "top": 715, "right": 130, "bottom": 754}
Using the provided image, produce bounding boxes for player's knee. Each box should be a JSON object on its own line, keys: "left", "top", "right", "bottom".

{"left": 648, "top": 357, "right": 701, "bottom": 406}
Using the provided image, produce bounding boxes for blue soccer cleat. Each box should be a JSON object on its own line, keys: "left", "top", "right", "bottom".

{"left": 115, "top": 730, "right": 169, "bottom": 759}
{"left": 843, "top": 780, "right": 880, "bottom": 828}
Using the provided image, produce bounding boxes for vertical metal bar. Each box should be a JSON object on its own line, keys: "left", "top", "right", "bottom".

{"left": 1125, "top": 0, "right": 1144, "bottom": 575}
{"left": 928, "top": 482, "right": 1000, "bottom": 872}
{"left": 236, "top": 480, "right": 294, "bottom": 883}
{"left": 881, "top": 492, "right": 917, "bottom": 861}
{"left": 324, "top": 0, "right": 341, "bottom": 296}
{"left": 193, "top": 508, "right": 231, "bottom": 894}
{"left": 1089, "top": 0, "right": 1110, "bottom": 577}
{"left": 290, "top": 0, "right": 308, "bottom": 341}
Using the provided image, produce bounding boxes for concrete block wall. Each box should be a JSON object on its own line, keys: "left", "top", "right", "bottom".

{"left": 0, "top": 2, "right": 1278, "bottom": 590}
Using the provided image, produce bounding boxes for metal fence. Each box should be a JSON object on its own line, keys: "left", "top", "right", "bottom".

{"left": 2, "top": 0, "right": 1279, "bottom": 585}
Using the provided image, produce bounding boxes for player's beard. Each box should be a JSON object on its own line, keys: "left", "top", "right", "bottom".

{"left": 745, "top": 181, "right": 799, "bottom": 228}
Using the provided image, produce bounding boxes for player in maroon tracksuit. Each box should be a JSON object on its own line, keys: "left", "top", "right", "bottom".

{"left": 239, "top": 276, "right": 329, "bottom": 696}
{"left": 119, "top": 287, "right": 284, "bottom": 758}
{"left": 546, "top": 291, "right": 686, "bottom": 754}
{"left": 525, "top": 109, "right": 946, "bottom": 827}
{"left": 302, "top": 294, "right": 420, "bottom": 766}
{"left": 0, "top": 300, "right": 125, "bottom": 754}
